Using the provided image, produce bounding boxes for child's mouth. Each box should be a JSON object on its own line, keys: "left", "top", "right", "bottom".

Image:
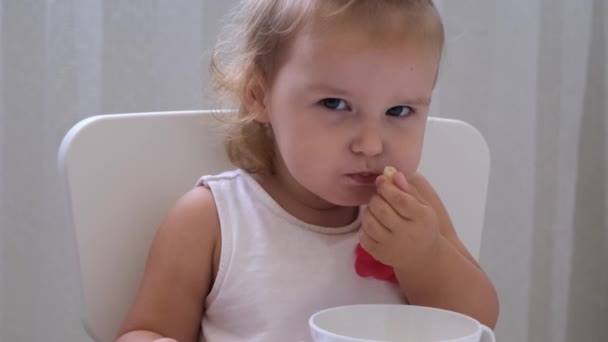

{"left": 347, "top": 172, "right": 380, "bottom": 186}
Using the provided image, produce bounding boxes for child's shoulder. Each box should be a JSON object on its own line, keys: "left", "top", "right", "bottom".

{"left": 196, "top": 169, "right": 246, "bottom": 188}
{"left": 161, "top": 184, "right": 219, "bottom": 246}
{"left": 154, "top": 185, "right": 221, "bottom": 269}
{"left": 170, "top": 185, "right": 220, "bottom": 227}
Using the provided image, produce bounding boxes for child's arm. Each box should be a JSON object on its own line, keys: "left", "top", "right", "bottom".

{"left": 115, "top": 186, "right": 221, "bottom": 342}
{"left": 359, "top": 170, "right": 499, "bottom": 328}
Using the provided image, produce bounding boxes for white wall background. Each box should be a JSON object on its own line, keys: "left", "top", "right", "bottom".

{"left": 1, "top": 1, "right": 606, "bottom": 341}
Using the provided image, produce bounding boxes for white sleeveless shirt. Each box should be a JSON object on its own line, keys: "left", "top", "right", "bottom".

{"left": 197, "top": 169, "right": 404, "bottom": 342}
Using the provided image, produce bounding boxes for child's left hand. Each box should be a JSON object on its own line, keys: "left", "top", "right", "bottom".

{"left": 359, "top": 170, "right": 442, "bottom": 276}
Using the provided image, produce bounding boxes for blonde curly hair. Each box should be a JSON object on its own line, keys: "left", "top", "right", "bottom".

{"left": 210, "top": 0, "right": 444, "bottom": 175}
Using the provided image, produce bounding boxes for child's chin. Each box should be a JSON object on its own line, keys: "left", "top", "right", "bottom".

{"left": 332, "top": 193, "right": 374, "bottom": 207}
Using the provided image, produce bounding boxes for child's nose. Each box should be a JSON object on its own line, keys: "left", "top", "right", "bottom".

{"left": 350, "top": 121, "right": 383, "bottom": 156}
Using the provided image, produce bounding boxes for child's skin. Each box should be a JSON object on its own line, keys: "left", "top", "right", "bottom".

{"left": 371, "top": 167, "right": 499, "bottom": 326}
{"left": 116, "top": 8, "right": 499, "bottom": 342}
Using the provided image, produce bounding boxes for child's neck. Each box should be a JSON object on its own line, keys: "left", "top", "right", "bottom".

{"left": 253, "top": 167, "right": 359, "bottom": 228}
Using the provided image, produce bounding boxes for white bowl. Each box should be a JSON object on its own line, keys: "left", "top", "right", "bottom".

{"left": 309, "top": 304, "right": 494, "bottom": 342}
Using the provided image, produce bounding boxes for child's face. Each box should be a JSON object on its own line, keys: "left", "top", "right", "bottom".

{"left": 260, "top": 24, "right": 440, "bottom": 207}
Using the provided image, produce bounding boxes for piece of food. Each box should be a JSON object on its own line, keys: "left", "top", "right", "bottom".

{"left": 383, "top": 166, "right": 397, "bottom": 180}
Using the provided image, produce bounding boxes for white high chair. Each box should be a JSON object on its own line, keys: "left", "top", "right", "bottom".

{"left": 58, "top": 110, "right": 490, "bottom": 342}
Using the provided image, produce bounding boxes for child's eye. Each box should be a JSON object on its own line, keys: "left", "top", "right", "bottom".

{"left": 321, "top": 98, "right": 350, "bottom": 111}
{"left": 386, "top": 105, "right": 413, "bottom": 117}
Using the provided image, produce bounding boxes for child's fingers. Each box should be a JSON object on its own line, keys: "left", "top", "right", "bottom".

{"left": 368, "top": 194, "right": 407, "bottom": 230}
{"left": 359, "top": 228, "right": 380, "bottom": 256}
{"left": 376, "top": 182, "right": 425, "bottom": 220}
{"left": 391, "top": 171, "right": 409, "bottom": 191}
{"left": 361, "top": 208, "right": 392, "bottom": 242}
{"left": 393, "top": 171, "right": 428, "bottom": 205}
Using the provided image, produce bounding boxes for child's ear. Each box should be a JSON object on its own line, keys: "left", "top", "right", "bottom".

{"left": 245, "top": 68, "right": 271, "bottom": 123}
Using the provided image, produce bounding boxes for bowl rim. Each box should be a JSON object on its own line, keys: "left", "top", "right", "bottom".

{"left": 308, "top": 304, "right": 482, "bottom": 342}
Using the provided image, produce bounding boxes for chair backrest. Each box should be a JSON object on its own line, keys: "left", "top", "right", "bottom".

{"left": 58, "top": 110, "right": 490, "bottom": 342}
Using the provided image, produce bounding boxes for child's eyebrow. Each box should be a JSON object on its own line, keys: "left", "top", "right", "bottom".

{"left": 307, "top": 83, "right": 351, "bottom": 97}
{"left": 399, "top": 96, "right": 431, "bottom": 106}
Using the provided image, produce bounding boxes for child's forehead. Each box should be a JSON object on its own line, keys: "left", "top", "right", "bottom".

{"left": 255, "top": 1, "right": 443, "bottom": 82}
{"left": 288, "top": 13, "right": 440, "bottom": 60}
{"left": 281, "top": 24, "right": 440, "bottom": 89}
{"left": 291, "top": 4, "right": 443, "bottom": 54}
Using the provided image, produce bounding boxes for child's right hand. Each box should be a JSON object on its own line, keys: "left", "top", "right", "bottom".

{"left": 359, "top": 167, "right": 442, "bottom": 277}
